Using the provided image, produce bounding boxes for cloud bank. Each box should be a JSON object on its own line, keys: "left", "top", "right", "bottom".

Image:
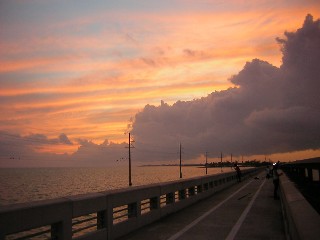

{"left": 131, "top": 14, "right": 320, "bottom": 161}
{"left": 0, "top": 131, "right": 126, "bottom": 167}
{"left": 1, "top": 14, "right": 319, "bottom": 167}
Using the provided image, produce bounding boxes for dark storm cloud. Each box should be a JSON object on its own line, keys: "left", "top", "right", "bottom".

{"left": 0, "top": 131, "right": 32, "bottom": 158}
{"left": 59, "top": 133, "right": 73, "bottom": 145}
{"left": 0, "top": 131, "right": 74, "bottom": 150}
{"left": 24, "top": 133, "right": 74, "bottom": 146}
{"left": 0, "top": 131, "right": 72, "bottom": 161}
{"left": 0, "top": 131, "right": 124, "bottom": 167}
{"left": 71, "top": 139, "right": 127, "bottom": 166}
{"left": 131, "top": 14, "right": 320, "bottom": 161}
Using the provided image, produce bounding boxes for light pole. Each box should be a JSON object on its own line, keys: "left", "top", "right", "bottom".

{"left": 220, "top": 152, "right": 223, "bottom": 172}
{"left": 129, "top": 133, "right": 132, "bottom": 186}
{"left": 205, "top": 152, "right": 208, "bottom": 175}
{"left": 179, "top": 143, "right": 182, "bottom": 178}
{"left": 127, "top": 132, "right": 134, "bottom": 186}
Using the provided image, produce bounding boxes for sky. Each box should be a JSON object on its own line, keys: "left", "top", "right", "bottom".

{"left": 1, "top": 0, "right": 320, "bottom": 167}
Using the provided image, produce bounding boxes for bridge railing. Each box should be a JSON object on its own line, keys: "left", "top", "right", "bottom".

{"left": 280, "top": 159, "right": 320, "bottom": 240}
{"left": 0, "top": 168, "right": 260, "bottom": 240}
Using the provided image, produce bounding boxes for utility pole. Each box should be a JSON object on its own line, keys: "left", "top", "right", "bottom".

{"left": 126, "top": 132, "right": 135, "bottom": 186}
{"left": 231, "top": 153, "right": 233, "bottom": 169}
{"left": 179, "top": 143, "right": 182, "bottom": 178}
{"left": 205, "top": 151, "right": 208, "bottom": 175}
{"left": 220, "top": 152, "right": 223, "bottom": 172}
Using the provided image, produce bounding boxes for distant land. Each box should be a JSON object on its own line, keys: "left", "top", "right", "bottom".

{"left": 140, "top": 159, "right": 277, "bottom": 168}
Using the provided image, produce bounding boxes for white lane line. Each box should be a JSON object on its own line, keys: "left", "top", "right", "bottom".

{"left": 225, "top": 178, "right": 266, "bottom": 240}
{"left": 167, "top": 180, "right": 254, "bottom": 240}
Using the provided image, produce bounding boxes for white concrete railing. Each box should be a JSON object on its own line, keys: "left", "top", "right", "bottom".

{"left": 0, "top": 168, "right": 260, "bottom": 240}
{"left": 280, "top": 172, "right": 320, "bottom": 240}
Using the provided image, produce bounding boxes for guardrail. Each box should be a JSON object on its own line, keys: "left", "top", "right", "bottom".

{"left": 280, "top": 159, "right": 320, "bottom": 240}
{"left": 0, "top": 168, "right": 260, "bottom": 240}
{"left": 281, "top": 159, "right": 320, "bottom": 213}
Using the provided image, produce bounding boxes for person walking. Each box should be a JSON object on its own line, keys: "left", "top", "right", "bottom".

{"left": 234, "top": 163, "right": 241, "bottom": 182}
{"left": 272, "top": 162, "right": 282, "bottom": 200}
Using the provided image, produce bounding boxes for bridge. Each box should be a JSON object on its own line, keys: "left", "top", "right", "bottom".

{"left": 1, "top": 161, "right": 319, "bottom": 240}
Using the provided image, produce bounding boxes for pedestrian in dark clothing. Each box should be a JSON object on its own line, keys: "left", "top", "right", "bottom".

{"left": 272, "top": 163, "right": 282, "bottom": 199}
{"left": 234, "top": 163, "right": 241, "bottom": 182}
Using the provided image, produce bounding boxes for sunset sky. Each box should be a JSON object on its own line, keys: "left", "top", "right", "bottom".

{"left": 1, "top": 0, "right": 320, "bottom": 167}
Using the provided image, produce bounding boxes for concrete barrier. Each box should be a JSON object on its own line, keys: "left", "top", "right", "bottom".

{"left": 0, "top": 168, "right": 260, "bottom": 240}
{"left": 280, "top": 172, "right": 320, "bottom": 240}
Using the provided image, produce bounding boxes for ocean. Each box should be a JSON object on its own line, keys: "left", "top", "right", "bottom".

{"left": 0, "top": 166, "right": 234, "bottom": 206}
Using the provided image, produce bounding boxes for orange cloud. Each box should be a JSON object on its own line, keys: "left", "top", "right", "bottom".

{"left": 1, "top": 1, "right": 319, "bottom": 157}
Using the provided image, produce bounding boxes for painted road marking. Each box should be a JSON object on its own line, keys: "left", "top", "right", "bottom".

{"left": 167, "top": 180, "right": 254, "bottom": 240}
{"left": 225, "top": 178, "right": 266, "bottom": 240}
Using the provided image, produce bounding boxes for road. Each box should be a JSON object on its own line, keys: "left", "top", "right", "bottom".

{"left": 118, "top": 172, "right": 286, "bottom": 240}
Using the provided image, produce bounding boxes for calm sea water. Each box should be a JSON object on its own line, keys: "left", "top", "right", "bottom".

{"left": 0, "top": 166, "right": 233, "bottom": 206}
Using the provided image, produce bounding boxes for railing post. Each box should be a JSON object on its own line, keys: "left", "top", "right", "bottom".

{"left": 178, "top": 189, "right": 186, "bottom": 200}
{"left": 299, "top": 167, "right": 304, "bottom": 180}
{"left": 51, "top": 219, "right": 72, "bottom": 240}
{"left": 106, "top": 198, "right": 113, "bottom": 240}
{"left": 97, "top": 210, "right": 107, "bottom": 229}
{"left": 51, "top": 222, "right": 60, "bottom": 240}
{"left": 150, "top": 197, "right": 160, "bottom": 210}
{"left": 128, "top": 202, "right": 140, "bottom": 218}
{"left": 188, "top": 187, "right": 195, "bottom": 196}
{"left": 166, "top": 192, "right": 175, "bottom": 205}
{"left": 307, "top": 168, "right": 313, "bottom": 182}
{"left": 314, "top": 168, "right": 320, "bottom": 181}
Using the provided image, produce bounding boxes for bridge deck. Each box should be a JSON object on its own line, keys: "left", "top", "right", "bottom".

{"left": 118, "top": 172, "right": 286, "bottom": 240}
